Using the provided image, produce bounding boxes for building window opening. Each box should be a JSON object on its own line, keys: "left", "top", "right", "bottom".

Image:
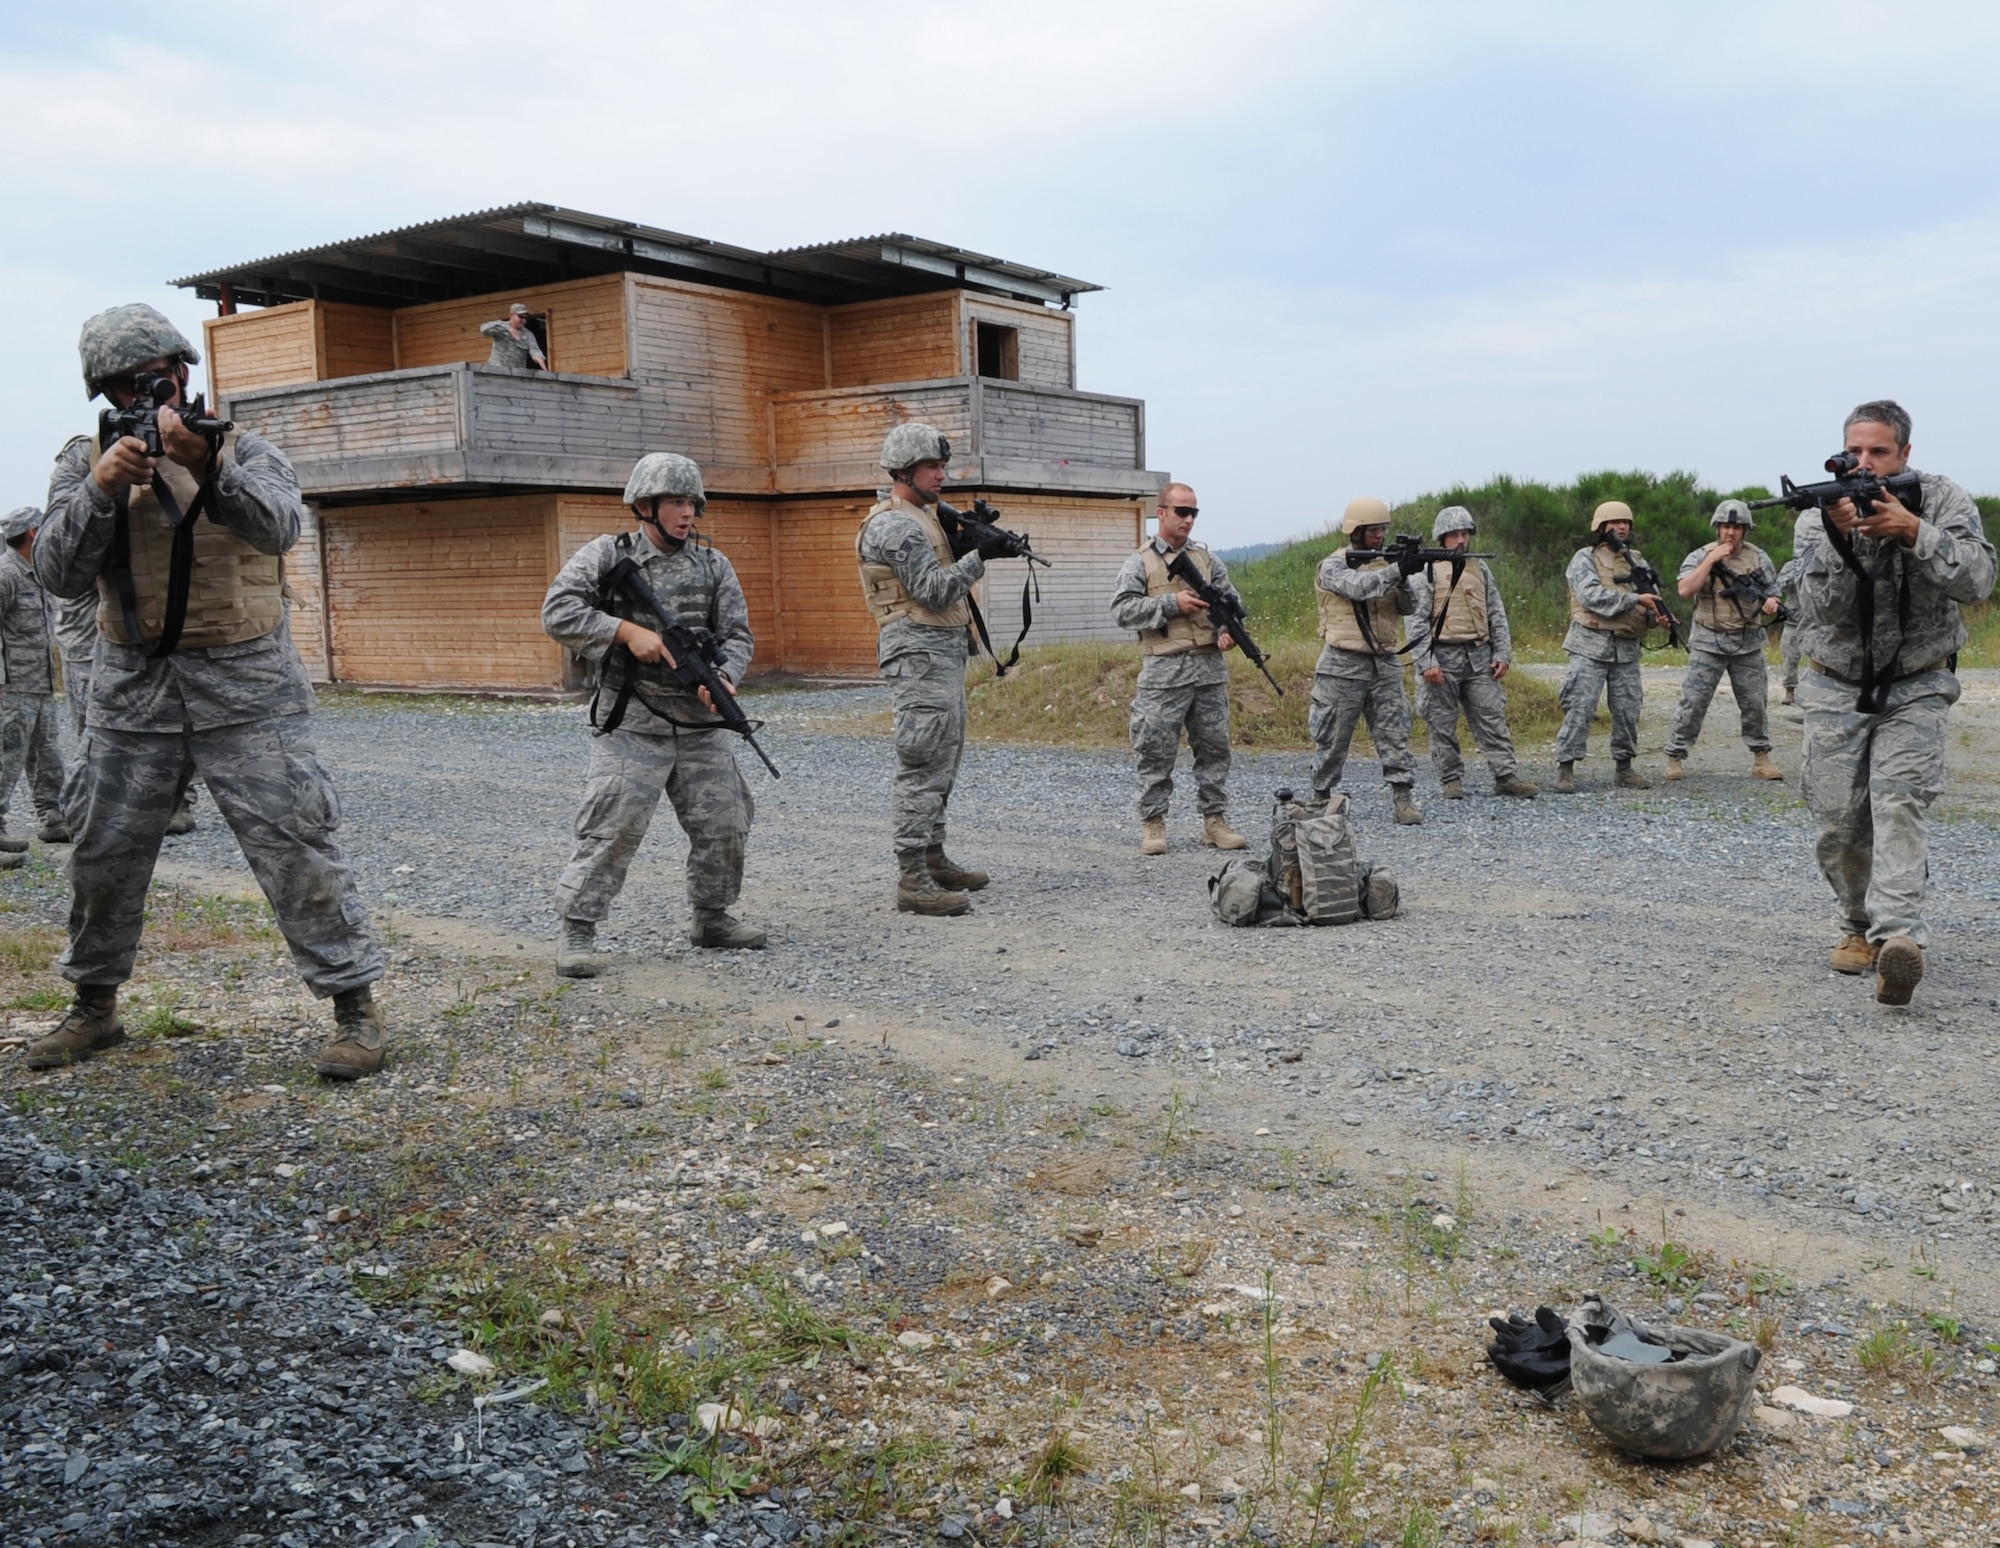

{"left": 975, "top": 322, "right": 1019, "bottom": 380}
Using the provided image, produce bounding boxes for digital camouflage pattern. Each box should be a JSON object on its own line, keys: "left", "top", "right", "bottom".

{"left": 1406, "top": 559, "right": 1520, "bottom": 783}
{"left": 480, "top": 317, "right": 546, "bottom": 371}
{"left": 1, "top": 544, "right": 56, "bottom": 694}
{"left": 1108, "top": 539, "right": 1239, "bottom": 690}
{"left": 879, "top": 422, "right": 950, "bottom": 472}
{"left": 1677, "top": 542, "right": 1779, "bottom": 658}
{"left": 1110, "top": 538, "right": 1239, "bottom": 820}
{"left": 0, "top": 694, "right": 63, "bottom": 833}
{"left": 1, "top": 541, "right": 66, "bottom": 833}
{"left": 61, "top": 719, "right": 383, "bottom": 994}
{"left": 1665, "top": 649, "right": 1772, "bottom": 758}
{"left": 856, "top": 500, "right": 984, "bottom": 668}
{"left": 1776, "top": 555, "right": 1803, "bottom": 693}
{"left": 883, "top": 647, "right": 968, "bottom": 854}
{"left": 1556, "top": 655, "right": 1643, "bottom": 765}
{"left": 1567, "top": 1296, "right": 1762, "bottom": 1461}
{"left": 55, "top": 590, "right": 98, "bottom": 737}
{"left": 1561, "top": 546, "right": 1650, "bottom": 661}
{"left": 1308, "top": 662, "right": 1415, "bottom": 795}
{"left": 553, "top": 727, "right": 753, "bottom": 919}
{"left": 77, "top": 303, "right": 198, "bottom": 397}
{"left": 623, "top": 453, "right": 706, "bottom": 509}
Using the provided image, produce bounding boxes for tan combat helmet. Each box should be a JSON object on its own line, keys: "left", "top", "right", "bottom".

{"left": 1590, "top": 500, "right": 1635, "bottom": 530}
{"left": 78, "top": 302, "right": 200, "bottom": 399}
{"left": 1340, "top": 496, "right": 1392, "bottom": 533}
{"left": 1711, "top": 498, "right": 1754, "bottom": 529}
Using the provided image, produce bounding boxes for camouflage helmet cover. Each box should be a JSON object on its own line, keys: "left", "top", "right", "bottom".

{"left": 78, "top": 303, "right": 200, "bottom": 398}
{"left": 1711, "top": 498, "right": 1754, "bottom": 529}
{"left": 623, "top": 452, "right": 707, "bottom": 511}
{"left": 880, "top": 422, "right": 951, "bottom": 473}
{"left": 1591, "top": 499, "right": 1636, "bottom": 530}
{"left": 1431, "top": 504, "right": 1477, "bottom": 540}
{"left": 1340, "top": 496, "right": 1392, "bottom": 533}
{"left": 1, "top": 506, "right": 40, "bottom": 543}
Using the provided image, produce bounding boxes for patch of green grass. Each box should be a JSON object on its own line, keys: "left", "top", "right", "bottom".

{"left": 698, "top": 1067, "right": 730, "bottom": 1092}
{"left": 1025, "top": 1427, "right": 1089, "bottom": 1504}
{"left": 5, "top": 985, "right": 69, "bottom": 1012}
{"left": 639, "top": 1434, "right": 762, "bottom": 1523}
{"left": 1632, "top": 1212, "right": 1709, "bottom": 1293}
{"left": 1856, "top": 1323, "right": 1915, "bottom": 1376}
{"left": 133, "top": 1001, "right": 202, "bottom": 1040}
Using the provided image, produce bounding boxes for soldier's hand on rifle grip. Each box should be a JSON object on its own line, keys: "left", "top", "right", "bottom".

{"left": 615, "top": 621, "right": 678, "bottom": 669}
{"left": 696, "top": 678, "right": 738, "bottom": 714}
{"left": 93, "top": 435, "right": 154, "bottom": 495}
{"left": 1217, "top": 629, "right": 1236, "bottom": 652}
{"left": 1636, "top": 592, "right": 1669, "bottom": 627}
{"left": 1761, "top": 596, "right": 1781, "bottom": 617}
{"left": 1825, "top": 495, "right": 1861, "bottom": 535}
{"left": 1856, "top": 492, "right": 1921, "bottom": 546}
{"left": 156, "top": 406, "right": 213, "bottom": 472}
{"left": 1173, "top": 589, "right": 1210, "bottom": 616}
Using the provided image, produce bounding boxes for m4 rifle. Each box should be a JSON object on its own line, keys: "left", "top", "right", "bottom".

{"left": 101, "top": 370, "right": 231, "bottom": 459}
{"left": 1748, "top": 451, "right": 1924, "bottom": 523}
{"left": 1712, "top": 565, "right": 1789, "bottom": 626}
{"left": 1163, "top": 548, "right": 1284, "bottom": 697}
{"left": 1596, "top": 530, "right": 1683, "bottom": 649}
{"left": 934, "top": 498, "right": 1049, "bottom": 675}
{"left": 1344, "top": 533, "right": 1497, "bottom": 573}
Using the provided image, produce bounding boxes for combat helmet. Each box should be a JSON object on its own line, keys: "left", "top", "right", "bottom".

{"left": 880, "top": 422, "right": 951, "bottom": 475}
{"left": 1565, "top": 1294, "right": 1763, "bottom": 1461}
{"left": 1591, "top": 500, "right": 1635, "bottom": 530}
{"left": 1711, "top": 498, "right": 1754, "bottom": 530}
{"left": 623, "top": 453, "right": 706, "bottom": 514}
{"left": 1340, "top": 496, "right": 1392, "bottom": 533}
{"left": 1432, "top": 505, "right": 1477, "bottom": 540}
{"left": 1, "top": 506, "right": 40, "bottom": 544}
{"left": 79, "top": 303, "right": 200, "bottom": 399}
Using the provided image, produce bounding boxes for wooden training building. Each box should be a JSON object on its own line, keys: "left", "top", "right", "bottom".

{"left": 171, "top": 204, "right": 1165, "bottom": 689}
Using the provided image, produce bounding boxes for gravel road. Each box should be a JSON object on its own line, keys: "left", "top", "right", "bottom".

{"left": 145, "top": 673, "right": 2000, "bottom": 1300}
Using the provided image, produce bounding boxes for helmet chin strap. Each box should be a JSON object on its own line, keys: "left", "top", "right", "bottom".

{"left": 634, "top": 500, "right": 687, "bottom": 551}
{"left": 895, "top": 472, "right": 939, "bottom": 507}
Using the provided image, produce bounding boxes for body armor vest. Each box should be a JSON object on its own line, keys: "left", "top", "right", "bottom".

{"left": 600, "top": 532, "right": 721, "bottom": 699}
{"left": 1137, "top": 543, "right": 1218, "bottom": 655}
{"left": 1569, "top": 545, "right": 1651, "bottom": 640}
{"left": 856, "top": 499, "right": 972, "bottom": 630}
{"left": 1427, "top": 558, "right": 1489, "bottom": 643}
{"left": 1692, "top": 544, "right": 1769, "bottom": 633}
{"left": 94, "top": 432, "right": 286, "bottom": 651}
{"left": 1318, "top": 550, "right": 1403, "bottom": 654}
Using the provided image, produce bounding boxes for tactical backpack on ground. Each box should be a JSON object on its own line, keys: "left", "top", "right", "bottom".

{"left": 1209, "top": 789, "right": 1399, "bottom": 927}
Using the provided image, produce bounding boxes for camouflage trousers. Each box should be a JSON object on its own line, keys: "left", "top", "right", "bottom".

{"left": 63, "top": 660, "right": 89, "bottom": 739}
{"left": 60, "top": 716, "right": 383, "bottom": 995}
{"left": 1309, "top": 660, "right": 1415, "bottom": 795}
{"left": 1131, "top": 679, "right": 1232, "bottom": 819}
{"left": 1779, "top": 625, "right": 1801, "bottom": 692}
{"left": 1798, "top": 665, "right": 1957, "bottom": 948}
{"left": 1416, "top": 643, "right": 1518, "bottom": 782}
{"left": 885, "top": 648, "right": 967, "bottom": 855}
{"left": 555, "top": 727, "right": 752, "bottom": 920}
{"left": 1666, "top": 649, "right": 1771, "bottom": 758}
{"left": 1555, "top": 654, "right": 1642, "bottom": 764}
{"left": 0, "top": 691, "right": 64, "bottom": 829}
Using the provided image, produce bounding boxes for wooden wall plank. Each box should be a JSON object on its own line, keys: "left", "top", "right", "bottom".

{"left": 828, "top": 294, "right": 959, "bottom": 386}
{"left": 319, "top": 302, "right": 395, "bottom": 379}
{"left": 204, "top": 303, "right": 320, "bottom": 397}
{"left": 964, "top": 295, "right": 1074, "bottom": 388}
{"left": 393, "top": 274, "right": 629, "bottom": 378}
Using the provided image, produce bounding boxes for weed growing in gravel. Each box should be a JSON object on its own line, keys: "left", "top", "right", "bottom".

{"left": 638, "top": 1433, "right": 759, "bottom": 1523}
{"left": 1400, "top": 1497, "right": 1444, "bottom": 1548}
{"left": 1301, "top": 1356, "right": 1396, "bottom": 1546}
{"left": 133, "top": 996, "right": 201, "bottom": 1040}
{"left": 699, "top": 1067, "right": 730, "bottom": 1091}
{"left": 0, "top": 925, "right": 64, "bottom": 975}
{"left": 1158, "top": 1087, "right": 1195, "bottom": 1158}
{"left": 1856, "top": 1323, "right": 1916, "bottom": 1376}
{"left": 1924, "top": 1308, "right": 1963, "bottom": 1344}
{"left": 1025, "top": 1426, "right": 1089, "bottom": 1504}
{"left": 1632, "top": 1211, "right": 1708, "bottom": 1293}
{"left": 5, "top": 985, "right": 68, "bottom": 1011}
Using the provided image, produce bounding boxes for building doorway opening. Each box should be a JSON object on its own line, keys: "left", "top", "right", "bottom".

{"left": 974, "top": 322, "right": 1019, "bottom": 380}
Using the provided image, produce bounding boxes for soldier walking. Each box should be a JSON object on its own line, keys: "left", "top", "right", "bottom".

{"left": 1794, "top": 400, "right": 1995, "bottom": 1005}
{"left": 544, "top": 453, "right": 764, "bottom": 973}
{"left": 1407, "top": 505, "right": 1538, "bottom": 800}
{"left": 1310, "top": 497, "right": 1424, "bottom": 825}
{"left": 1663, "top": 499, "right": 1785, "bottom": 783}
{"left": 1109, "top": 482, "right": 1248, "bottom": 855}
{"left": 0, "top": 507, "right": 69, "bottom": 864}
{"left": 1553, "top": 501, "right": 1670, "bottom": 793}
{"left": 27, "top": 303, "right": 387, "bottom": 1077}
{"left": 856, "top": 423, "right": 997, "bottom": 916}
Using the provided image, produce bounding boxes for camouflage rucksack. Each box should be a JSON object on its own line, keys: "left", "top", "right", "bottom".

{"left": 1266, "top": 789, "right": 1399, "bottom": 925}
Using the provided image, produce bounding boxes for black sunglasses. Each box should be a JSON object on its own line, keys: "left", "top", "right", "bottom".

{"left": 1162, "top": 505, "right": 1199, "bottom": 519}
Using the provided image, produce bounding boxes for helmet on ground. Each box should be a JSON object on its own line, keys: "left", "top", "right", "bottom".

{"left": 880, "top": 422, "right": 951, "bottom": 474}
{"left": 623, "top": 453, "right": 706, "bottom": 513}
{"left": 79, "top": 303, "right": 200, "bottom": 399}
{"left": 1565, "top": 1295, "right": 1763, "bottom": 1461}
{"left": 1711, "top": 498, "right": 1754, "bottom": 529}
{"left": 1591, "top": 500, "right": 1635, "bottom": 530}
{"left": 2, "top": 506, "right": 40, "bottom": 543}
{"left": 1340, "top": 497, "right": 1392, "bottom": 533}
{"left": 1432, "top": 505, "right": 1477, "bottom": 540}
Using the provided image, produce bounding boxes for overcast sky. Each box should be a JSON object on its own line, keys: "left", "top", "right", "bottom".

{"left": 5, "top": 0, "right": 1998, "bottom": 546}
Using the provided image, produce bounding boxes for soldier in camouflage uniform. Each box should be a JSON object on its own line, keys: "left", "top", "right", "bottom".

{"left": 542, "top": 452, "right": 763, "bottom": 971}
{"left": 0, "top": 507, "right": 68, "bottom": 861}
{"left": 1663, "top": 499, "right": 1785, "bottom": 783}
{"left": 1310, "top": 497, "right": 1423, "bottom": 826}
{"left": 856, "top": 422, "right": 999, "bottom": 916}
{"left": 26, "top": 303, "right": 387, "bottom": 1078}
{"left": 53, "top": 584, "right": 198, "bottom": 835}
{"left": 1553, "top": 501, "right": 1670, "bottom": 793}
{"left": 481, "top": 302, "right": 548, "bottom": 371}
{"left": 1794, "top": 400, "right": 1995, "bottom": 1006}
{"left": 1407, "top": 505, "right": 1538, "bottom": 800}
{"left": 1776, "top": 520, "right": 1809, "bottom": 705}
{"left": 1108, "top": 482, "right": 1248, "bottom": 855}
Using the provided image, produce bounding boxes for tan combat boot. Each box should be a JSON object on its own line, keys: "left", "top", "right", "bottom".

{"left": 1391, "top": 786, "right": 1423, "bottom": 825}
{"left": 556, "top": 917, "right": 601, "bottom": 978}
{"left": 25, "top": 988, "right": 126, "bottom": 1070}
{"left": 1614, "top": 761, "right": 1651, "bottom": 790}
{"left": 693, "top": 909, "right": 768, "bottom": 950}
{"left": 316, "top": 986, "right": 386, "bottom": 1081}
{"left": 1140, "top": 817, "right": 1167, "bottom": 856}
{"left": 926, "top": 846, "right": 990, "bottom": 891}
{"left": 1553, "top": 761, "right": 1577, "bottom": 794}
{"left": 1751, "top": 750, "right": 1783, "bottom": 780}
{"left": 1202, "top": 815, "right": 1248, "bottom": 850}
{"left": 1829, "top": 933, "right": 1879, "bottom": 975}
{"left": 1875, "top": 936, "right": 1924, "bottom": 1006}
{"left": 897, "top": 852, "right": 970, "bottom": 917}
{"left": 1662, "top": 757, "right": 1685, "bottom": 782}
{"left": 1493, "top": 775, "right": 1539, "bottom": 799}
{"left": 1441, "top": 778, "right": 1466, "bottom": 800}
{"left": 165, "top": 792, "right": 197, "bottom": 836}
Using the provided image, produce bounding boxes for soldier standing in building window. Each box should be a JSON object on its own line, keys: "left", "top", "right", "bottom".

{"left": 26, "top": 303, "right": 388, "bottom": 1077}
{"left": 1310, "top": 497, "right": 1424, "bottom": 826}
{"left": 481, "top": 302, "right": 548, "bottom": 371}
{"left": 543, "top": 453, "right": 764, "bottom": 973}
{"left": 1108, "top": 482, "right": 1248, "bottom": 856}
{"left": 1552, "top": 500, "right": 1670, "bottom": 794}
{"left": 1662, "top": 499, "right": 1785, "bottom": 784}
{"left": 0, "top": 506, "right": 69, "bottom": 862}
{"left": 856, "top": 423, "right": 997, "bottom": 916}
{"left": 1406, "top": 505, "right": 1539, "bottom": 801}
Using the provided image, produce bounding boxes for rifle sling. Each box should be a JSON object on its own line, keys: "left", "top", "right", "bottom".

{"left": 589, "top": 555, "right": 749, "bottom": 738}
{"left": 1819, "top": 520, "right": 1910, "bottom": 715}
{"left": 107, "top": 446, "right": 221, "bottom": 658}
{"left": 1427, "top": 556, "right": 1469, "bottom": 645}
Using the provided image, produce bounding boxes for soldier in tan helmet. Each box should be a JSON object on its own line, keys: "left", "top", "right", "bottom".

{"left": 1309, "top": 497, "right": 1423, "bottom": 825}
{"left": 1553, "top": 500, "right": 1671, "bottom": 793}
